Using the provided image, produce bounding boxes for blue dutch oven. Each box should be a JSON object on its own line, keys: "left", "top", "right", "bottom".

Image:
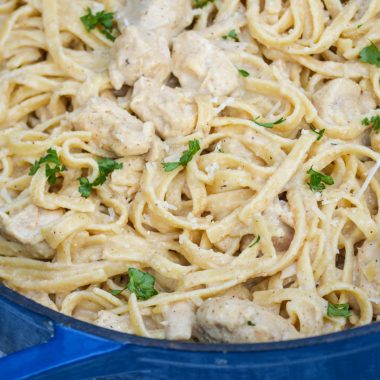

{"left": 0, "top": 283, "right": 379, "bottom": 380}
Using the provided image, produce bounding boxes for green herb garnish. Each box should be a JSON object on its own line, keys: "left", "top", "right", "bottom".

{"left": 327, "top": 302, "right": 351, "bottom": 318}
{"left": 359, "top": 42, "right": 380, "bottom": 68}
{"left": 238, "top": 69, "right": 250, "bottom": 78}
{"left": 111, "top": 268, "right": 158, "bottom": 300}
{"left": 78, "top": 158, "right": 123, "bottom": 198}
{"left": 194, "top": 0, "right": 215, "bottom": 8}
{"left": 248, "top": 235, "right": 261, "bottom": 248}
{"left": 223, "top": 29, "right": 239, "bottom": 42}
{"left": 29, "top": 148, "right": 66, "bottom": 185}
{"left": 362, "top": 115, "right": 380, "bottom": 132}
{"left": 162, "top": 139, "right": 201, "bottom": 172}
{"left": 80, "top": 8, "right": 116, "bottom": 41}
{"left": 307, "top": 168, "right": 334, "bottom": 192}
{"left": 247, "top": 320, "right": 256, "bottom": 326}
{"left": 252, "top": 116, "right": 286, "bottom": 129}
{"left": 310, "top": 126, "right": 325, "bottom": 141}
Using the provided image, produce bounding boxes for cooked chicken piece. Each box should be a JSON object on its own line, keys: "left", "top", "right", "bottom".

{"left": 118, "top": 0, "right": 193, "bottom": 40}
{"left": 264, "top": 198, "right": 294, "bottom": 252}
{"left": 172, "top": 31, "right": 240, "bottom": 97}
{"left": 109, "top": 26, "right": 171, "bottom": 90}
{"left": 72, "top": 98, "right": 154, "bottom": 157}
{"left": 21, "top": 290, "right": 58, "bottom": 311}
{"left": 356, "top": 240, "right": 380, "bottom": 315}
{"left": 370, "top": 130, "right": 380, "bottom": 153}
{"left": 194, "top": 296, "right": 301, "bottom": 343}
{"left": 95, "top": 310, "right": 133, "bottom": 333}
{"left": 312, "top": 78, "right": 376, "bottom": 126}
{"left": 110, "top": 156, "right": 145, "bottom": 197}
{"left": 163, "top": 301, "right": 195, "bottom": 340}
{"left": 220, "top": 284, "right": 252, "bottom": 300}
{"left": 0, "top": 204, "right": 63, "bottom": 259}
{"left": 131, "top": 77, "right": 197, "bottom": 139}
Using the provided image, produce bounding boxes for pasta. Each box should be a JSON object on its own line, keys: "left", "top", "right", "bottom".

{"left": 0, "top": 0, "right": 380, "bottom": 343}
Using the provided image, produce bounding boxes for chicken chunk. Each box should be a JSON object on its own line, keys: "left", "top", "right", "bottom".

{"left": 356, "top": 240, "right": 380, "bottom": 315}
{"left": 72, "top": 98, "right": 154, "bottom": 157}
{"left": 131, "top": 77, "right": 197, "bottom": 139}
{"left": 264, "top": 198, "right": 294, "bottom": 252}
{"left": 312, "top": 78, "right": 376, "bottom": 126}
{"left": 118, "top": 0, "right": 193, "bottom": 40}
{"left": 370, "top": 129, "right": 380, "bottom": 153}
{"left": 163, "top": 301, "right": 195, "bottom": 340}
{"left": 109, "top": 156, "right": 145, "bottom": 198}
{"left": 221, "top": 284, "right": 252, "bottom": 300}
{"left": 172, "top": 31, "right": 240, "bottom": 97}
{"left": 109, "top": 26, "right": 171, "bottom": 90}
{"left": 0, "top": 204, "right": 63, "bottom": 259}
{"left": 194, "top": 296, "right": 301, "bottom": 343}
{"left": 95, "top": 310, "right": 133, "bottom": 333}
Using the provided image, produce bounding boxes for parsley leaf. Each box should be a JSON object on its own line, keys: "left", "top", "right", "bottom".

{"left": 78, "top": 158, "right": 123, "bottom": 198}
{"left": 194, "top": 0, "right": 215, "bottom": 8}
{"left": 80, "top": 8, "right": 116, "bottom": 42}
{"left": 29, "top": 148, "right": 66, "bottom": 185}
{"left": 111, "top": 268, "right": 158, "bottom": 300}
{"left": 362, "top": 115, "right": 380, "bottom": 132}
{"left": 307, "top": 168, "right": 334, "bottom": 192}
{"left": 327, "top": 303, "right": 351, "bottom": 318}
{"left": 162, "top": 139, "right": 201, "bottom": 172}
{"left": 78, "top": 178, "right": 92, "bottom": 199}
{"left": 252, "top": 116, "right": 286, "bottom": 129}
{"left": 310, "top": 126, "right": 325, "bottom": 141}
{"left": 359, "top": 42, "right": 380, "bottom": 68}
{"left": 247, "top": 320, "right": 256, "bottom": 326}
{"left": 238, "top": 68, "right": 250, "bottom": 77}
{"left": 248, "top": 235, "right": 261, "bottom": 248}
{"left": 223, "top": 29, "right": 239, "bottom": 42}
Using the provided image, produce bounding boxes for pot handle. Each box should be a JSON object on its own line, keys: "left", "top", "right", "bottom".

{"left": 0, "top": 288, "right": 122, "bottom": 380}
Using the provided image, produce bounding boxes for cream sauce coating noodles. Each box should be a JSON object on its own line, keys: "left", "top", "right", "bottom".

{"left": 0, "top": 0, "right": 380, "bottom": 343}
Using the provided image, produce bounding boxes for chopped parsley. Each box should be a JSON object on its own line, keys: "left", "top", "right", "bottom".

{"left": 248, "top": 235, "right": 261, "bottom": 248}
{"left": 238, "top": 69, "right": 250, "bottom": 78}
{"left": 194, "top": 0, "right": 215, "bottom": 8}
{"left": 162, "top": 139, "right": 201, "bottom": 172}
{"left": 247, "top": 320, "right": 256, "bottom": 326}
{"left": 223, "top": 29, "right": 239, "bottom": 42}
{"left": 78, "top": 158, "right": 123, "bottom": 198}
{"left": 310, "top": 126, "right": 325, "bottom": 141}
{"left": 252, "top": 116, "right": 286, "bottom": 129}
{"left": 359, "top": 42, "right": 380, "bottom": 68}
{"left": 29, "top": 148, "right": 66, "bottom": 185}
{"left": 80, "top": 8, "right": 116, "bottom": 41}
{"left": 327, "top": 302, "right": 351, "bottom": 318}
{"left": 361, "top": 115, "right": 380, "bottom": 132}
{"left": 307, "top": 168, "right": 334, "bottom": 192}
{"left": 111, "top": 268, "right": 158, "bottom": 300}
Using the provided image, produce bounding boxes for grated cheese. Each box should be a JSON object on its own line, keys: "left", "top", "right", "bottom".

{"left": 108, "top": 207, "right": 116, "bottom": 220}
{"left": 205, "top": 162, "right": 219, "bottom": 178}
{"left": 356, "top": 158, "right": 380, "bottom": 199}
{"left": 92, "top": 2, "right": 105, "bottom": 13}
{"left": 214, "top": 141, "right": 223, "bottom": 152}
